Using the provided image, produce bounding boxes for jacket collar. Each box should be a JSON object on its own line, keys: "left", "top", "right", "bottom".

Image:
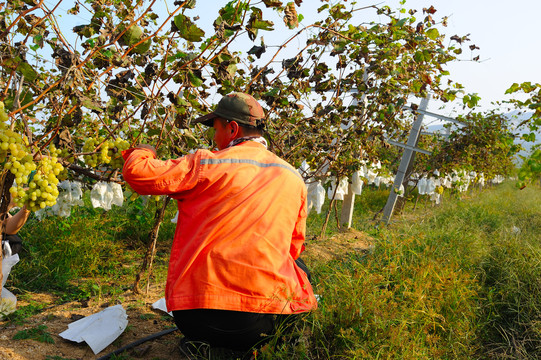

{"left": 226, "top": 136, "right": 268, "bottom": 149}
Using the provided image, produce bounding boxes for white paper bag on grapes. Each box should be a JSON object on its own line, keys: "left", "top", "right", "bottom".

{"left": 90, "top": 182, "right": 112, "bottom": 210}
{"left": 425, "top": 178, "right": 436, "bottom": 195}
{"left": 298, "top": 160, "right": 310, "bottom": 179}
{"left": 417, "top": 177, "right": 428, "bottom": 195}
{"left": 109, "top": 182, "right": 124, "bottom": 208}
{"left": 307, "top": 180, "right": 325, "bottom": 214}
{"left": 351, "top": 170, "right": 364, "bottom": 195}
{"left": 365, "top": 168, "right": 377, "bottom": 185}
{"left": 327, "top": 177, "right": 348, "bottom": 201}
{"left": 90, "top": 182, "right": 123, "bottom": 210}
{"left": 430, "top": 192, "right": 442, "bottom": 204}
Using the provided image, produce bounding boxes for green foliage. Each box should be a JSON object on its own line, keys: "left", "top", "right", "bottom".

{"left": 282, "top": 181, "right": 541, "bottom": 359}
{"left": 0, "top": 0, "right": 513, "bottom": 245}
{"left": 428, "top": 111, "right": 518, "bottom": 178}
{"left": 517, "top": 147, "right": 541, "bottom": 188}
{"left": 303, "top": 228, "right": 479, "bottom": 358}
{"left": 506, "top": 82, "right": 541, "bottom": 143}
{"left": 11, "top": 193, "right": 175, "bottom": 299}
{"left": 2, "top": 300, "right": 47, "bottom": 325}
{"left": 462, "top": 93, "right": 481, "bottom": 108}
{"left": 14, "top": 325, "right": 55, "bottom": 344}
{"left": 172, "top": 14, "right": 205, "bottom": 42}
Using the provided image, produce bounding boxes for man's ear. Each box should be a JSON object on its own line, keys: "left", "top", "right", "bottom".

{"left": 229, "top": 121, "right": 240, "bottom": 137}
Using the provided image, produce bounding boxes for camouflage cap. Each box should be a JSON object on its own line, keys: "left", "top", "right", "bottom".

{"left": 192, "top": 92, "right": 266, "bottom": 127}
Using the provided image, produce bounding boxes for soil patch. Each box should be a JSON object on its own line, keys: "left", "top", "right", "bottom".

{"left": 303, "top": 228, "right": 375, "bottom": 262}
{"left": 0, "top": 284, "right": 182, "bottom": 360}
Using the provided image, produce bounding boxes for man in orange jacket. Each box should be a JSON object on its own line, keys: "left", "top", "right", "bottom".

{"left": 122, "top": 92, "right": 317, "bottom": 352}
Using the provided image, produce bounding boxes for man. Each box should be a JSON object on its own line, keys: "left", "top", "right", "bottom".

{"left": 122, "top": 92, "right": 317, "bottom": 352}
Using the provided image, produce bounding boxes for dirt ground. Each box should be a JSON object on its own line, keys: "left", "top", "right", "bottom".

{"left": 0, "top": 229, "right": 373, "bottom": 360}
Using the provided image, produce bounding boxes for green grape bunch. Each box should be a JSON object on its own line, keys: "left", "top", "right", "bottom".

{"left": 83, "top": 137, "right": 130, "bottom": 169}
{"left": 1, "top": 102, "right": 65, "bottom": 211}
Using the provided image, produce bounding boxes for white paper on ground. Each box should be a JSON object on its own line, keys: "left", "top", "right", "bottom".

{"left": 59, "top": 304, "right": 128, "bottom": 354}
{"left": 151, "top": 297, "right": 173, "bottom": 316}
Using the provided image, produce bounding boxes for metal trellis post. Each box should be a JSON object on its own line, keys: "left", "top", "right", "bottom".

{"left": 381, "top": 95, "right": 431, "bottom": 224}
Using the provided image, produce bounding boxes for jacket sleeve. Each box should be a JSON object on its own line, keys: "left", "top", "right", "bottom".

{"left": 122, "top": 148, "right": 201, "bottom": 196}
{"left": 289, "top": 190, "right": 307, "bottom": 260}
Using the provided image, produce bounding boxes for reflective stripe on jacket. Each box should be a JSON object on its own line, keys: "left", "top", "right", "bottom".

{"left": 122, "top": 142, "right": 317, "bottom": 314}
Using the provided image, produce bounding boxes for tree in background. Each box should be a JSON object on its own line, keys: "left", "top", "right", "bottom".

{"left": 506, "top": 82, "right": 541, "bottom": 187}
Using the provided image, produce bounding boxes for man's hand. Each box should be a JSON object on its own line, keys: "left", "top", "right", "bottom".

{"left": 135, "top": 144, "right": 157, "bottom": 156}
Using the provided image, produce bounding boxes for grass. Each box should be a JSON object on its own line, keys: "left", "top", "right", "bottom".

{"left": 4, "top": 181, "right": 541, "bottom": 359}
{"left": 10, "top": 194, "right": 175, "bottom": 302}
{"left": 13, "top": 324, "right": 55, "bottom": 344}
{"left": 282, "top": 182, "right": 541, "bottom": 359}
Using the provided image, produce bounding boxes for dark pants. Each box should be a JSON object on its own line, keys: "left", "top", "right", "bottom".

{"left": 2, "top": 234, "right": 23, "bottom": 255}
{"left": 173, "top": 258, "right": 311, "bottom": 351}
{"left": 173, "top": 309, "right": 297, "bottom": 351}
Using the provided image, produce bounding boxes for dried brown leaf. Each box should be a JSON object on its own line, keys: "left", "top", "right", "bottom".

{"left": 284, "top": 2, "right": 299, "bottom": 29}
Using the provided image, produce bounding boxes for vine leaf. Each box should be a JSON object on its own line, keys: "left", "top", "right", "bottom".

{"left": 423, "top": 6, "right": 437, "bottom": 14}
{"left": 284, "top": 2, "right": 299, "bottom": 29}
{"left": 175, "top": 0, "right": 196, "bottom": 9}
{"left": 248, "top": 45, "right": 267, "bottom": 59}
{"left": 17, "top": 62, "right": 39, "bottom": 81}
{"left": 262, "top": 0, "right": 282, "bottom": 7}
{"left": 505, "top": 83, "right": 520, "bottom": 94}
{"left": 4, "top": 89, "right": 34, "bottom": 111}
{"left": 121, "top": 25, "right": 144, "bottom": 46}
{"left": 425, "top": 28, "right": 439, "bottom": 40}
{"left": 187, "top": 70, "right": 204, "bottom": 87}
{"left": 173, "top": 14, "right": 205, "bottom": 42}
{"left": 247, "top": 8, "right": 274, "bottom": 41}
{"left": 2, "top": 58, "right": 39, "bottom": 82}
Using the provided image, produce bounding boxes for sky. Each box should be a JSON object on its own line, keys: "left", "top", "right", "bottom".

{"left": 379, "top": 0, "right": 541, "bottom": 115}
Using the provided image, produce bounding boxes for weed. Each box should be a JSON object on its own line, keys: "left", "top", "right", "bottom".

{"left": 13, "top": 325, "right": 55, "bottom": 344}
{"left": 4, "top": 301, "right": 48, "bottom": 325}
{"left": 109, "top": 354, "right": 130, "bottom": 360}
{"left": 139, "top": 313, "right": 156, "bottom": 320}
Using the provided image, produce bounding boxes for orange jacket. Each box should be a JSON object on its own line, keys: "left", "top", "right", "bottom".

{"left": 122, "top": 142, "right": 317, "bottom": 314}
